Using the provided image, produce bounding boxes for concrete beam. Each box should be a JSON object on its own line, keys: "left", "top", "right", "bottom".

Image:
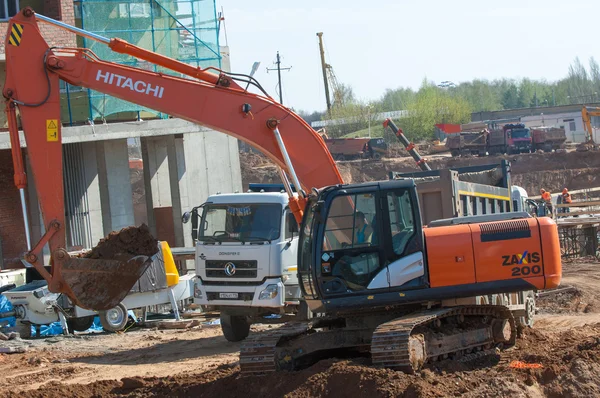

{"left": 0, "top": 118, "right": 214, "bottom": 150}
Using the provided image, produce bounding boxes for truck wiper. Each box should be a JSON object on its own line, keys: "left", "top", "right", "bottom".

{"left": 226, "top": 236, "right": 246, "bottom": 244}
{"left": 199, "top": 236, "right": 220, "bottom": 244}
{"left": 245, "top": 236, "right": 272, "bottom": 244}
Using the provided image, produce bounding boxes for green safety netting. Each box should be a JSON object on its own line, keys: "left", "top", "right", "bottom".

{"left": 65, "top": 0, "right": 221, "bottom": 122}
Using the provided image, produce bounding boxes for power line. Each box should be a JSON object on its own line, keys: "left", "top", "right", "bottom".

{"left": 266, "top": 51, "right": 292, "bottom": 105}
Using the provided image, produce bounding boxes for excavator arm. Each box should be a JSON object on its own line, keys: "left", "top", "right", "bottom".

{"left": 582, "top": 106, "right": 599, "bottom": 143}
{"left": 3, "top": 9, "right": 343, "bottom": 310}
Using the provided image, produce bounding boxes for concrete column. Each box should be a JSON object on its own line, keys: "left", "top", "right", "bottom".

{"left": 141, "top": 137, "right": 156, "bottom": 237}
{"left": 81, "top": 142, "right": 105, "bottom": 247}
{"left": 25, "top": 155, "right": 50, "bottom": 264}
{"left": 166, "top": 135, "right": 184, "bottom": 248}
{"left": 142, "top": 129, "right": 242, "bottom": 253}
{"left": 180, "top": 130, "right": 242, "bottom": 248}
{"left": 141, "top": 135, "right": 182, "bottom": 246}
{"left": 96, "top": 139, "right": 135, "bottom": 235}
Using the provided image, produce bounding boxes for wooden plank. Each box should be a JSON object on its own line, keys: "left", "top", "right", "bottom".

{"left": 556, "top": 210, "right": 600, "bottom": 217}
{"left": 530, "top": 187, "right": 600, "bottom": 200}
{"left": 556, "top": 200, "right": 600, "bottom": 208}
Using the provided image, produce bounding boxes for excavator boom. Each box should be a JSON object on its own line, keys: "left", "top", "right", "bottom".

{"left": 580, "top": 106, "right": 599, "bottom": 150}
{"left": 4, "top": 9, "right": 343, "bottom": 310}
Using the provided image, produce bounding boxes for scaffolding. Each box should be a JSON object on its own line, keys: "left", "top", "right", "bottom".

{"left": 61, "top": 0, "right": 221, "bottom": 124}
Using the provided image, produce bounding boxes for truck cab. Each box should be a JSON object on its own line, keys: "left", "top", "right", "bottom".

{"left": 183, "top": 185, "right": 302, "bottom": 341}
{"left": 504, "top": 123, "right": 532, "bottom": 153}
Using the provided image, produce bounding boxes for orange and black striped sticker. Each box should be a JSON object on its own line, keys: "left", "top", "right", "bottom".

{"left": 8, "top": 23, "right": 23, "bottom": 47}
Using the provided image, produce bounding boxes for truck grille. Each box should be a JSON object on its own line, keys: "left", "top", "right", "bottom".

{"left": 206, "top": 292, "right": 254, "bottom": 301}
{"left": 205, "top": 260, "right": 258, "bottom": 278}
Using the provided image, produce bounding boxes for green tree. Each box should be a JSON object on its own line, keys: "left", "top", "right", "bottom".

{"left": 399, "top": 80, "right": 472, "bottom": 140}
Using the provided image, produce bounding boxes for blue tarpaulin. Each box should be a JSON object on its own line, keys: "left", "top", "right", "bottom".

{"left": 0, "top": 295, "right": 16, "bottom": 330}
{"left": 31, "top": 311, "right": 138, "bottom": 337}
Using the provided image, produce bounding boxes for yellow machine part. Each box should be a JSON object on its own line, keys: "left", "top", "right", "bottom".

{"left": 160, "top": 241, "right": 180, "bottom": 287}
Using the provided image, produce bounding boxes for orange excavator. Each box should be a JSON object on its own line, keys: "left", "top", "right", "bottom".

{"left": 579, "top": 105, "right": 600, "bottom": 151}
{"left": 4, "top": 9, "right": 561, "bottom": 373}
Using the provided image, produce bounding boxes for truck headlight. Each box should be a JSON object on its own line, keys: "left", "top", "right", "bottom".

{"left": 259, "top": 284, "right": 278, "bottom": 300}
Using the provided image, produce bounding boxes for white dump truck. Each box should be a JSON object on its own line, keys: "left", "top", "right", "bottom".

{"left": 183, "top": 184, "right": 307, "bottom": 342}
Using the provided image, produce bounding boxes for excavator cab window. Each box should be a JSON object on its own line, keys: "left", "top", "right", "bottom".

{"left": 387, "top": 190, "right": 416, "bottom": 257}
{"left": 313, "top": 182, "right": 424, "bottom": 298}
{"left": 321, "top": 192, "right": 382, "bottom": 291}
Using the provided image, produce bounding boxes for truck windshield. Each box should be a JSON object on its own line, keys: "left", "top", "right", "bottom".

{"left": 200, "top": 203, "right": 282, "bottom": 242}
{"left": 511, "top": 129, "right": 530, "bottom": 138}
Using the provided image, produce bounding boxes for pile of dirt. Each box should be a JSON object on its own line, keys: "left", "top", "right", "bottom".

{"left": 83, "top": 224, "right": 158, "bottom": 260}
{"left": 238, "top": 149, "right": 600, "bottom": 196}
{"left": 13, "top": 323, "right": 600, "bottom": 398}
{"left": 537, "top": 288, "right": 590, "bottom": 314}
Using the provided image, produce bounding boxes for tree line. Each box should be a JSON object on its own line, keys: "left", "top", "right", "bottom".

{"left": 297, "top": 57, "right": 600, "bottom": 141}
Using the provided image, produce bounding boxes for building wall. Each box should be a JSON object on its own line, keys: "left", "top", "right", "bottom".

{"left": 0, "top": 0, "right": 77, "bottom": 127}
{"left": 471, "top": 103, "right": 600, "bottom": 123}
{"left": 0, "top": 149, "right": 26, "bottom": 265}
{"left": 0, "top": 0, "right": 76, "bottom": 58}
{"left": 519, "top": 112, "right": 600, "bottom": 143}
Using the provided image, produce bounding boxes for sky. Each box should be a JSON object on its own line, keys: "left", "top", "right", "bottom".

{"left": 216, "top": 0, "right": 599, "bottom": 113}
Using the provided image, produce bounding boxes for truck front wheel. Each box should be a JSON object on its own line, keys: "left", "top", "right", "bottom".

{"left": 220, "top": 313, "right": 250, "bottom": 342}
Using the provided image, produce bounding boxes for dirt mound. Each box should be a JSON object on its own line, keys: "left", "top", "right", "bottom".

{"left": 239, "top": 149, "right": 600, "bottom": 195}
{"left": 537, "top": 289, "right": 589, "bottom": 314}
{"left": 13, "top": 324, "right": 600, "bottom": 398}
{"left": 83, "top": 224, "right": 158, "bottom": 259}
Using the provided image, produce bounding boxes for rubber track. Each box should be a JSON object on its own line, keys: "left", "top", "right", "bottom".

{"left": 239, "top": 321, "right": 311, "bottom": 375}
{"left": 371, "top": 305, "right": 516, "bottom": 373}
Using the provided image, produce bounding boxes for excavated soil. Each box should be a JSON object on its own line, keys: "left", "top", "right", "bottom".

{"left": 83, "top": 224, "right": 158, "bottom": 259}
{"left": 237, "top": 150, "right": 600, "bottom": 196}
{"left": 5, "top": 324, "right": 600, "bottom": 398}
{"left": 0, "top": 260, "right": 598, "bottom": 398}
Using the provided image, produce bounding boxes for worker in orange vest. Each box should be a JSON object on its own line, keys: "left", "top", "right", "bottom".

{"left": 540, "top": 189, "right": 553, "bottom": 216}
{"left": 562, "top": 188, "right": 572, "bottom": 213}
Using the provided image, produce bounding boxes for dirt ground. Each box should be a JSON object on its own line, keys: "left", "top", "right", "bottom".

{"left": 0, "top": 259, "right": 598, "bottom": 398}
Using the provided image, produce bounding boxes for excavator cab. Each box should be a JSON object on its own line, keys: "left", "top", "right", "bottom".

{"left": 299, "top": 179, "right": 427, "bottom": 309}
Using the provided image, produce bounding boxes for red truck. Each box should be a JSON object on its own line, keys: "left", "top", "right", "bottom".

{"left": 323, "top": 137, "right": 388, "bottom": 160}
{"left": 530, "top": 126, "right": 567, "bottom": 152}
{"left": 447, "top": 123, "right": 534, "bottom": 156}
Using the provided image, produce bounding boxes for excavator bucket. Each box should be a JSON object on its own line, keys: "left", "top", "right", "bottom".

{"left": 58, "top": 254, "right": 154, "bottom": 311}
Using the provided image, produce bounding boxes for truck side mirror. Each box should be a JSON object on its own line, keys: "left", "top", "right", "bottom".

{"left": 182, "top": 211, "right": 191, "bottom": 224}
{"left": 288, "top": 212, "right": 299, "bottom": 234}
{"left": 191, "top": 208, "right": 199, "bottom": 241}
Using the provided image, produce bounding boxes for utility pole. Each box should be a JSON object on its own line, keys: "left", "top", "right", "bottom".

{"left": 316, "top": 32, "right": 332, "bottom": 113}
{"left": 266, "top": 51, "right": 291, "bottom": 105}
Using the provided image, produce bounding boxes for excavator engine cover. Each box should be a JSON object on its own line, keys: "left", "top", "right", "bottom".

{"left": 57, "top": 254, "right": 154, "bottom": 311}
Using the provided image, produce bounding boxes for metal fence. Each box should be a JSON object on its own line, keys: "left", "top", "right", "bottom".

{"left": 559, "top": 224, "right": 600, "bottom": 260}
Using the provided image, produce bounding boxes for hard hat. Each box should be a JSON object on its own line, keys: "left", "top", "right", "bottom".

{"left": 540, "top": 189, "right": 545, "bottom": 193}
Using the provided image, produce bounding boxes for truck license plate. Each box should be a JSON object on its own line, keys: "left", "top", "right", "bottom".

{"left": 219, "top": 293, "right": 238, "bottom": 299}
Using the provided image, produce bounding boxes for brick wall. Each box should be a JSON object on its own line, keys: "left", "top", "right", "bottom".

{"left": 0, "top": 0, "right": 76, "bottom": 58}
{"left": 0, "top": 149, "right": 26, "bottom": 266}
